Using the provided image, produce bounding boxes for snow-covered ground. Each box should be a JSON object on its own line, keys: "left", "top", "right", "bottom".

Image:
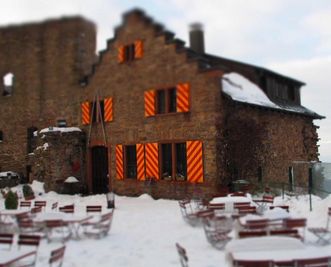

{"left": 1, "top": 181, "right": 331, "bottom": 267}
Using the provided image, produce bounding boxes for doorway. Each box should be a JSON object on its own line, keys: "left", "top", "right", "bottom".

{"left": 91, "top": 146, "right": 109, "bottom": 194}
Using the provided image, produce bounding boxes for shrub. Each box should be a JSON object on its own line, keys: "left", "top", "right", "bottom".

{"left": 5, "top": 190, "right": 18, "bottom": 209}
{"left": 22, "top": 184, "right": 35, "bottom": 199}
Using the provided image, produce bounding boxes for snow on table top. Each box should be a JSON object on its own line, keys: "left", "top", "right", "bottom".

{"left": 210, "top": 196, "right": 252, "bottom": 204}
{"left": 232, "top": 246, "right": 331, "bottom": 261}
{"left": 226, "top": 236, "right": 305, "bottom": 255}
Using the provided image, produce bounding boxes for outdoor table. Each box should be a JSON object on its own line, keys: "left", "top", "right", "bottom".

{"left": 34, "top": 213, "right": 92, "bottom": 240}
{"left": 0, "top": 248, "right": 36, "bottom": 267}
{"left": 231, "top": 246, "right": 331, "bottom": 266}
{"left": 239, "top": 208, "right": 291, "bottom": 226}
{"left": 209, "top": 196, "right": 253, "bottom": 212}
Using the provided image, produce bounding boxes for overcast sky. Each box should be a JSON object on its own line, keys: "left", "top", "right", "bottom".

{"left": 1, "top": 0, "right": 331, "bottom": 161}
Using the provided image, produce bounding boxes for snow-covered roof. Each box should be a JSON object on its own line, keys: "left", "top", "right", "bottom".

{"left": 39, "top": 127, "right": 82, "bottom": 134}
{"left": 221, "top": 72, "right": 323, "bottom": 119}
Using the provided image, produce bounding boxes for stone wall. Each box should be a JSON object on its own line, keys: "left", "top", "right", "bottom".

{"left": 0, "top": 17, "right": 96, "bottom": 175}
{"left": 222, "top": 100, "right": 319, "bottom": 187}
{"left": 28, "top": 129, "right": 86, "bottom": 192}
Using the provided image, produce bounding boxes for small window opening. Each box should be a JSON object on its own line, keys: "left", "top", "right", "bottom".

{"left": 2, "top": 73, "right": 14, "bottom": 96}
{"left": 156, "top": 88, "right": 177, "bottom": 114}
{"left": 57, "top": 119, "right": 67, "bottom": 128}
{"left": 91, "top": 100, "right": 105, "bottom": 123}
{"left": 27, "top": 127, "right": 38, "bottom": 153}
{"left": 0, "top": 131, "right": 3, "bottom": 142}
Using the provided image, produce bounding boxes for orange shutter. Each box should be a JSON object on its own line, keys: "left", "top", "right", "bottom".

{"left": 144, "top": 90, "right": 155, "bottom": 117}
{"left": 81, "top": 101, "right": 90, "bottom": 125}
{"left": 136, "top": 144, "right": 145, "bottom": 181}
{"left": 104, "top": 97, "right": 113, "bottom": 122}
{"left": 145, "top": 143, "right": 159, "bottom": 180}
{"left": 176, "top": 83, "right": 190, "bottom": 112}
{"left": 186, "top": 141, "right": 204, "bottom": 183}
{"left": 116, "top": 145, "right": 124, "bottom": 180}
{"left": 118, "top": 46, "right": 125, "bottom": 63}
{"left": 134, "top": 40, "right": 143, "bottom": 59}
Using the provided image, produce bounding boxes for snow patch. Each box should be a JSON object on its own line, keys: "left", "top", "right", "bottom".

{"left": 39, "top": 127, "right": 82, "bottom": 134}
{"left": 64, "top": 176, "right": 79, "bottom": 183}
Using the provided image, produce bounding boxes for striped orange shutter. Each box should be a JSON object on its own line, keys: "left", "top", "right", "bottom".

{"left": 118, "top": 46, "right": 125, "bottom": 63}
{"left": 145, "top": 143, "right": 159, "bottom": 180}
{"left": 104, "top": 97, "right": 113, "bottom": 122}
{"left": 81, "top": 101, "right": 90, "bottom": 125}
{"left": 144, "top": 90, "right": 155, "bottom": 117}
{"left": 116, "top": 145, "right": 124, "bottom": 180}
{"left": 134, "top": 40, "right": 143, "bottom": 59}
{"left": 136, "top": 144, "right": 145, "bottom": 181}
{"left": 176, "top": 83, "right": 190, "bottom": 112}
{"left": 186, "top": 141, "right": 204, "bottom": 183}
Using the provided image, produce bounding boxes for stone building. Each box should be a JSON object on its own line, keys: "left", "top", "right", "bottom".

{"left": 0, "top": 9, "right": 323, "bottom": 198}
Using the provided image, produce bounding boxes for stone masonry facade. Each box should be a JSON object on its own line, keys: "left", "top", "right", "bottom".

{"left": 0, "top": 9, "right": 322, "bottom": 198}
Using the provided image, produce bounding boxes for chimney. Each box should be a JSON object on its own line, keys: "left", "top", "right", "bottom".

{"left": 189, "top": 23, "right": 205, "bottom": 54}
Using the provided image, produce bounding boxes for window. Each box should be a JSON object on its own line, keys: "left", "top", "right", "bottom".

{"left": 160, "top": 142, "right": 187, "bottom": 180}
{"left": 57, "top": 119, "right": 67, "bottom": 128}
{"left": 0, "top": 131, "right": 3, "bottom": 142}
{"left": 124, "top": 44, "right": 135, "bottom": 62}
{"left": 125, "top": 145, "right": 137, "bottom": 179}
{"left": 156, "top": 88, "right": 177, "bottom": 114}
{"left": 91, "top": 100, "right": 105, "bottom": 123}
{"left": 2, "top": 73, "right": 14, "bottom": 96}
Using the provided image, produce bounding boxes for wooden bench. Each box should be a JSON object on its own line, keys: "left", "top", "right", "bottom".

{"left": 49, "top": 246, "right": 66, "bottom": 267}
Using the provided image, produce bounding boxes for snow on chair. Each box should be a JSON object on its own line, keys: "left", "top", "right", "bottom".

{"left": 253, "top": 195, "right": 274, "bottom": 213}
{"left": 175, "top": 243, "right": 189, "bottom": 267}
{"left": 49, "top": 245, "right": 66, "bottom": 267}
{"left": 178, "top": 200, "right": 202, "bottom": 227}
{"left": 83, "top": 211, "right": 114, "bottom": 239}
{"left": 45, "top": 220, "right": 71, "bottom": 243}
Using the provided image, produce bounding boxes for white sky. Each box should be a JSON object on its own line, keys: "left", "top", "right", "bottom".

{"left": 1, "top": 0, "right": 330, "bottom": 161}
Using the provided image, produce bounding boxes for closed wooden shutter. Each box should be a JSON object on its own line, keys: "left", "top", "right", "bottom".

{"left": 136, "top": 144, "right": 145, "bottom": 181}
{"left": 104, "top": 97, "right": 113, "bottom": 122}
{"left": 145, "top": 143, "right": 159, "bottom": 180}
{"left": 81, "top": 101, "right": 90, "bottom": 125}
{"left": 176, "top": 83, "right": 190, "bottom": 112}
{"left": 118, "top": 46, "right": 125, "bottom": 63}
{"left": 186, "top": 141, "right": 204, "bottom": 183}
{"left": 116, "top": 145, "right": 124, "bottom": 180}
{"left": 144, "top": 90, "right": 156, "bottom": 117}
{"left": 134, "top": 40, "right": 143, "bottom": 59}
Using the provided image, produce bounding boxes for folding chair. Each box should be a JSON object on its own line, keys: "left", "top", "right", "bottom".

{"left": 283, "top": 218, "right": 307, "bottom": 241}
{"left": 83, "top": 211, "right": 113, "bottom": 239}
{"left": 0, "top": 233, "right": 14, "bottom": 250}
{"left": 18, "top": 219, "right": 44, "bottom": 234}
{"left": 175, "top": 243, "right": 189, "bottom": 267}
{"left": 34, "top": 201, "right": 47, "bottom": 211}
{"left": 49, "top": 245, "right": 66, "bottom": 267}
{"left": 202, "top": 216, "right": 232, "bottom": 249}
{"left": 52, "top": 202, "right": 58, "bottom": 211}
{"left": 86, "top": 205, "right": 102, "bottom": 214}
{"left": 253, "top": 195, "right": 274, "bottom": 213}
{"left": 308, "top": 207, "right": 331, "bottom": 245}
{"left": 178, "top": 200, "right": 201, "bottom": 227}
{"left": 234, "top": 259, "right": 273, "bottom": 267}
{"left": 45, "top": 220, "right": 71, "bottom": 243}
{"left": 20, "top": 201, "right": 32, "bottom": 209}
{"left": 18, "top": 234, "right": 41, "bottom": 248}
{"left": 238, "top": 230, "right": 268, "bottom": 238}
{"left": 294, "top": 257, "right": 331, "bottom": 267}
{"left": 269, "top": 229, "right": 301, "bottom": 240}
{"left": 59, "top": 204, "right": 74, "bottom": 213}
{"left": 31, "top": 206, "right": 42, "bottom": 214}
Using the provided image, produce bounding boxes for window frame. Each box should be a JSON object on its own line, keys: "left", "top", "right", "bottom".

{"left": 159, "top": 142, "right": 187, "bottom": 181}
{"left": 90, "top": 100, "right": 105, "bottom": 123}
{"left": 155, "top": 87, "right": 177, "bottom": 115}
{"left": 123, "top": 145, "right": 137, "bottom": 179}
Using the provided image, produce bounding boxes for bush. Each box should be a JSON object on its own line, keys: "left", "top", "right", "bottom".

{"left": 22, "top": 184, "right": 35, "bottom": 199}
{"left": 5, "top": 190, "right": 18, "bottom": 209}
